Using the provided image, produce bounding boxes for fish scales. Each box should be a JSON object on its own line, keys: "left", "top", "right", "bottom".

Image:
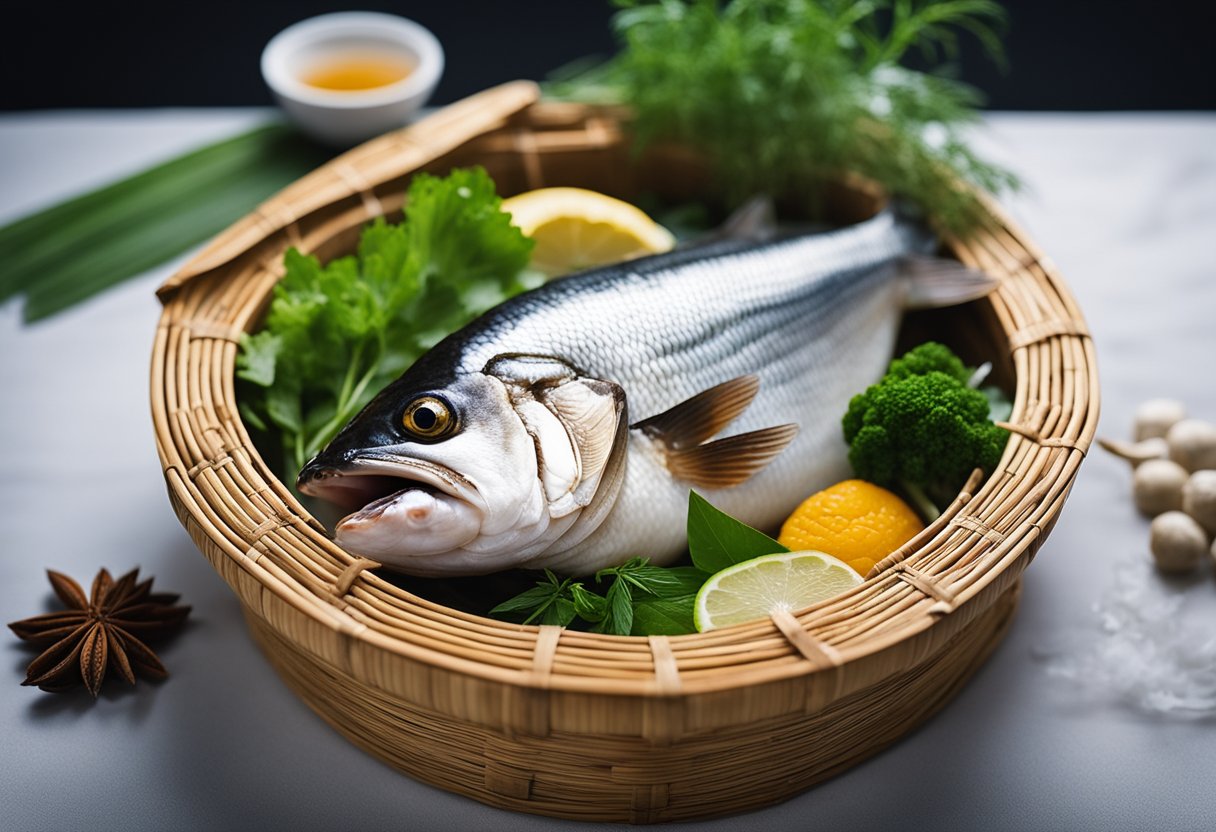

{"left": 456, "top": 212, "right": 918, "bottom": 420}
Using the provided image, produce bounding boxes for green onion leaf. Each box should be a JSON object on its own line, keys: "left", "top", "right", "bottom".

{"left": 0, "top": 123, "right": 330, "bottom": 322}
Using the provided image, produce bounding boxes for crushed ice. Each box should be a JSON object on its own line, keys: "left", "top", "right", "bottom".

{"left": 1033, "top": 556, "right": 1216, "bottom": 718}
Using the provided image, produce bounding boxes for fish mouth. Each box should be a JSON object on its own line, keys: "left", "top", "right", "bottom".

{"left": 297, "top": 454, "right": 481, "bottom": 523}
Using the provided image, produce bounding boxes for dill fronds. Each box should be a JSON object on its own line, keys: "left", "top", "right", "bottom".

{"left": 550, "top": 0, "right": 1018, "bottom": 235}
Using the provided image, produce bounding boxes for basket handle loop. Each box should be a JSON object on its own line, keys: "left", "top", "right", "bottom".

{"left": 648, "top": 635, "right": 681, "bottom": 694}
{"left": 769, "top": 608, "right": 842, "bottom": 668}
{"left": 333, "top": 557, "right": 381, "bottom": 597}
{"left": 893, "top": 564, "right": 958, "bottom": 613}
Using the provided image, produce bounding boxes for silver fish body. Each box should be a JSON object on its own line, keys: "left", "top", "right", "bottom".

{"left": 298, "top": 209, "right": 990, "bottom": 576}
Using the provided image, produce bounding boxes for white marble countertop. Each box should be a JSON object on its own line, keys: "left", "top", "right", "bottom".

{"left": 1, "top": 110, "right": 1214, "bottom": 831}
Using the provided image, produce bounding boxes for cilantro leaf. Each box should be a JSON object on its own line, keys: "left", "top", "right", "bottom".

{"left": 236, "top": 331, "right": 281, "bottom": 387}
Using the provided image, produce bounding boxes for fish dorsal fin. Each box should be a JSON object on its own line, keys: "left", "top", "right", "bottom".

{"left": 716, "top": 196, "right": 778, "bottom": 243}
{"left": 665, "top": 424, "right": 800, "bottom": 489}
{"left": 633, "top": 375, "right": 760, "bottom": 449}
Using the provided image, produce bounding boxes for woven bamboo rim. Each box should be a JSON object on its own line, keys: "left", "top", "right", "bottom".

{"left": 151, "top": 82, "right": 1098, "bottom": 822}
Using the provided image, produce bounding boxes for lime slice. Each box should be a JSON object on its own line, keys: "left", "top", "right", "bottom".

{"left": 501, "top": 187, "right": 675, "bottom": 276}
{"left": 694, "top": 551, "right": 864, "bottom": 632}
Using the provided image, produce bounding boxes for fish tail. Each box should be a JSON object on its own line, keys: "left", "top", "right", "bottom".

{"left": 896, "top": 253, "right": 999, "bottom": 309}
{"left": 877, "top": 201, "right": 994, "bottom": 308}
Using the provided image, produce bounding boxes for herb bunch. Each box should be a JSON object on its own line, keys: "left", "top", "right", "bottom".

{"left": 490, "top": 491, "right": 790, "bottom": 635}
{"left": 552, "top": 0, "right": 1017, "bottom": 234}
{"left": 490, "top": 560, "right": 709, "bottom": 635}
{"left": 237, "top": 167, "right": 536, "bottom": 475}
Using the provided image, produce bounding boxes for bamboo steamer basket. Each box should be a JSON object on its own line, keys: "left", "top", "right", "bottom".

{"left": 151, "top": 82, "right": 1098, "bottom": 823}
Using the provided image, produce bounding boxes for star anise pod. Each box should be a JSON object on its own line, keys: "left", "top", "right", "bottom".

{"left": 8, "top": 568, "right": 190, "bottom": 697}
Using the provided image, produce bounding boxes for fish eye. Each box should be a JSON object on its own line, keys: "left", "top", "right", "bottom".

{"left": 402, "top": 396, "right": 455, "bottom": 440}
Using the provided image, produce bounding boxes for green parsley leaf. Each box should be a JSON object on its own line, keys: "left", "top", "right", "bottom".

{"left": 237, "top": 400, "right": 268, "bottom": 432}
{"left": 236, "top": 331, "right": 281, "bottom": 387}
{"left": 687, "top": 490, "right": 787, "bottom": 574}
{"left": 237, "top": 166, "right": 534, "bottom": 476}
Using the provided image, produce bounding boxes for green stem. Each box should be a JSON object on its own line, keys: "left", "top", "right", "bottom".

{"left": 336, "top": 341, "right": 366, "bottom": 411}
{"left": 301, "top": 342, "right": 384, "bottom": 462}
{"left": 345, "top": 348, "right": 384, "bottom": 419}
{"left": 291, "top": 430, "right": 306, "bottom": 480}
{"left": 901, "top": 480, "right": 941, "bottom": 523}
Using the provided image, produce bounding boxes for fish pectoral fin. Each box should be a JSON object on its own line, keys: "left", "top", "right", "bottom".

{"left": 662, "top": 423, "right": 799, "bottom": 489}
{"left": 898, "top": 255, "right": 998, "bottom": 309}
{"left": 632, "top": 375, "right": 761, "bottom": 449}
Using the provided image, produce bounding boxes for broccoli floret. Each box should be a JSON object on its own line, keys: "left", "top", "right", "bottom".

{"left": 843, "top": 348, "right": 1008, "bottom": 519}
{"left": 885, "top": 341, "right": 971, "bottom": 384}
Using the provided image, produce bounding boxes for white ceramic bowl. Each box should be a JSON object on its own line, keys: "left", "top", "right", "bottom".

{"left": 261, "top": 12, "right": 444, "bottom": 147}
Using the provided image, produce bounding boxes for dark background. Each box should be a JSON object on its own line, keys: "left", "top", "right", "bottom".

{"left": 2, "top": 0, "right": 1215, "bottom": 111}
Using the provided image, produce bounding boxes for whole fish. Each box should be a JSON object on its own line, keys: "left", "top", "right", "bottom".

{"left": 297, "top": 208, "right": 993, "bottom": 576}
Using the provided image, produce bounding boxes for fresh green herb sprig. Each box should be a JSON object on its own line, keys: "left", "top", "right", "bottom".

{"left": 490, "top": 491, "right": 789, "bottom": 635}
{"left": 489, "top": 570, "right": 581, "bottom": 628}
{"left": 489, "top": 560, "right": 708, "bottom": 635}
{"left": 236, "top": 166, "right": 536, "bottom": 476}
{"left": 550, "top": 0, "right": 1017, "bottom": 235}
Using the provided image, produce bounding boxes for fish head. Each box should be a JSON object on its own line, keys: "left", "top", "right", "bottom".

{"left": 297, "top": 354, "right": 627, "bottom": 576}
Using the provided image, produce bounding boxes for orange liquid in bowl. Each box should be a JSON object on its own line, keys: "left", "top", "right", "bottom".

{"left": 302, "top": 55, "right": 414, "bottom": 91}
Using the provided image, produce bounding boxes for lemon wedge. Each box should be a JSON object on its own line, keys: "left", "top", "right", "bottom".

{"left": 502, "top": 187, "right": 676, "bottom": 277}
{"left": 694, "top": 551, "right": 864, "bottom": 632}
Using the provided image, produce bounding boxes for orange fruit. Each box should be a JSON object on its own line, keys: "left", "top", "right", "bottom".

{"left": 777, "top": 480, "right": 925, "bottom": 577}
